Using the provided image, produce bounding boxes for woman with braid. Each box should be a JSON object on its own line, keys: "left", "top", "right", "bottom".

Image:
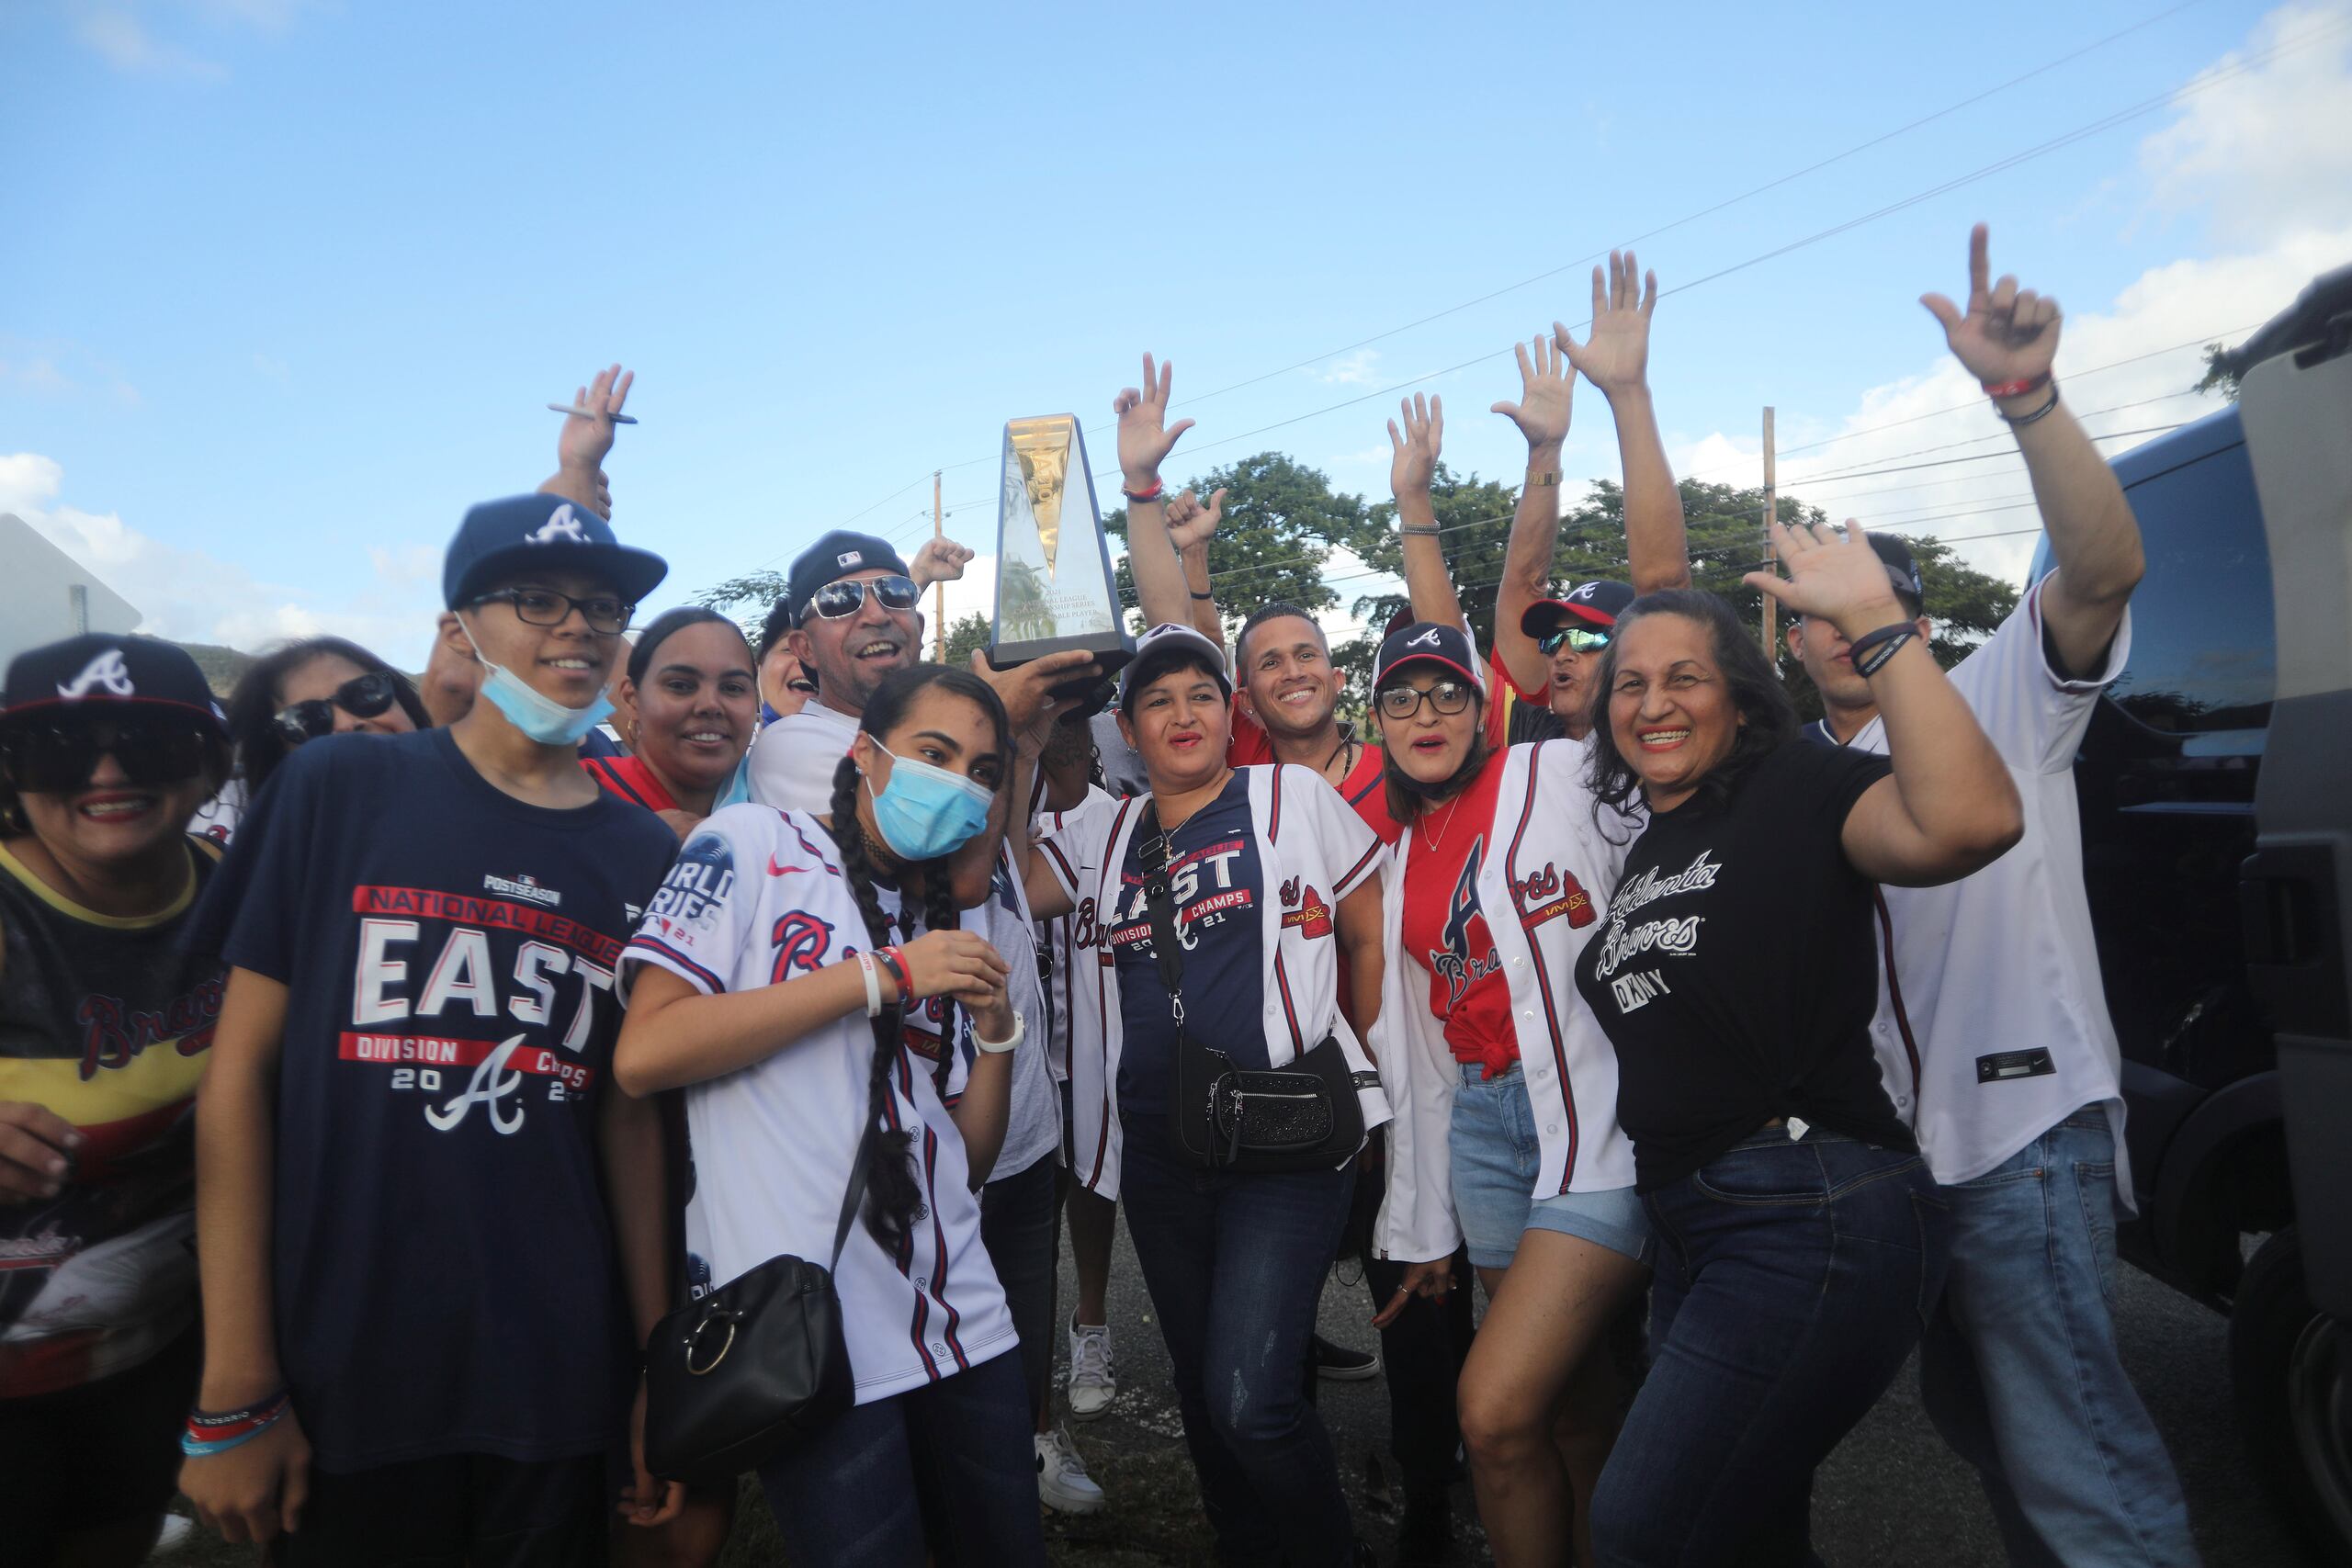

{"left": 614, "top": 665, "right": 1045, "bottom": 1567}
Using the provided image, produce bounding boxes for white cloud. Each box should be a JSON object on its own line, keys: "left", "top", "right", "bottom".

{"left": 74, "top": 8, "right": 228, "bottom": 79}
{"left": 1317, "top": 349, "right": 1382, "bottom": 387}
{"left": 1, "top": 451, "right": 443, "bottom": 666}
{"left": 2139, "top": 2, "right": 2352, "bottom": 245}
{"left": 1671, "top": 2, "right": 2352, "bottom": 591}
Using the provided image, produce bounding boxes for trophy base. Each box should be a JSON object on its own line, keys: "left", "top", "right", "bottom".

{"left": 986, "top": 634, "right": 1135, "bottom": 703}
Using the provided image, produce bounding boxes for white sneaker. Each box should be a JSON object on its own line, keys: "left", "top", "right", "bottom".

{"left": 146, "top": 1515, "right": 198, "bottom": 1560}
{"left": 1067, "top": 1318, "right": 1116, "bottom": 1421}
{"left": 1035, "top": 1426, "right": 1106, "bottom": 1514}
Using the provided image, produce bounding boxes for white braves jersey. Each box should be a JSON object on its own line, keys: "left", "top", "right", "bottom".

{"left": 1837, "top": 579, "right": 2134, "bottom": 1194}
{"left": 620, "top": 804, "right": 1015, "bottom": 1404}
{"left": 1372, "top": 739, "right": 1642, "bottom": 1264}
{"left": 746, "top": 701, "right": 860, "bottom": 813}
{"left": 1036, "top": 787, "right": 1121, "bottom": 1088}
{"left": 1038, "top": 764, "right": 1392, "bottom": 1201}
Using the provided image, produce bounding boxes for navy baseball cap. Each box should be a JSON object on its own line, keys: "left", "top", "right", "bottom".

{"left": 1120, "top": 624, "right": 1230, "bottom": 713}
{"left": 2, "top": 634, "right": 226, "bottom": 732}
{"left": 443, "top": 493, "right": 668, "bottom": 611}
{"left": 786, "top": 531, "right": 911, "bottom": 625}
{"left": 1521, "top": 580, "right": 1634, "bottom": 642}
{"left": 1871, "top": 534, "right": 1926, "bottom": 613}
{"left": 1374, "top": 621, "right": 1487, "bottom": 694}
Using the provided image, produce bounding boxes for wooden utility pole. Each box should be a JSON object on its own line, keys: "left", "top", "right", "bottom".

{"left": 1759, "top": 406, "right": 1779, "bottom": 655}
{"left": 932, "top": 470, "right": 945, "bottom": 662}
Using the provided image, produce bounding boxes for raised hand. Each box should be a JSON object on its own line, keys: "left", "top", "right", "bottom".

{"left": 1556, "top": 249, "right": 1657, "bottom": 398}
{"left": 1741, "top": 518, "right": 1911, "bottom": 639}
{"left": 910, "top": 535, "right": 976, "bottom": 591}
{"left": 558, "top": 364, "right": 633, "bottom": 479}
{"left": 1114, "top": 353, "right": 1194, "bottom": 488}
{"left": 1921, "top": 224, "right": 2060, "bottom": 388}
{"left": 1165, "top": 487, "right": 1228, "bottom": 554}
{"left": 1491, "top": 333, "right": 1574, "bottom": 452}
{"left": 1387, "top": 393, "right": 1443, "bottom": 497}
{"left": 973, "top": 647, "right": 1102, "bottom": 733}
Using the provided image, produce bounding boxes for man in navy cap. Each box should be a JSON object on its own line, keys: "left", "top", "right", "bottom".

{"left": 181, "top": 460, "right": 689, "bottom": 1561}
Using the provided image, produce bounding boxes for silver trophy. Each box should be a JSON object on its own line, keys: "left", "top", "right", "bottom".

{"left": 989, "top": 415, "right": 1133, "bottom": 685}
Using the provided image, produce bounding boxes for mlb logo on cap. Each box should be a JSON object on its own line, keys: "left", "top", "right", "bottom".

{"left": 837, "top": 550, "right": 864, "bottom": 570}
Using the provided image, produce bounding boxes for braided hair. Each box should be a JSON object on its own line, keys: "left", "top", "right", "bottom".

{"left": 827, "top": 664, "right": 1012, "bottom": 1249}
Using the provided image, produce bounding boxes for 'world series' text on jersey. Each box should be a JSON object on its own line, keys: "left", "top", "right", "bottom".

{"left": 191, "top": 728, "right": 679, "bottom": 1470}
{"left": 0, "top": 838, "right": 223, "bottom": 1398}
{"left": 622, "top": 805, "right": 1016, "bottom": 1404}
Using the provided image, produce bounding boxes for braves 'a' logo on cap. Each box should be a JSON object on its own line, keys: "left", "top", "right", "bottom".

{"left": 57, "top": 649, "right": 135, "bottom": 701}
{"left": 837, "top": 550, "right": 864, "bottom": 569}
{"left": 1569, "top": 582, "right": 1599, "bottom": 600}
{"left": 1405, "top": 627, "right": 1442, "bottom": 649}
{"left": 526, "top": 505, "right": 588, "bottom": 545}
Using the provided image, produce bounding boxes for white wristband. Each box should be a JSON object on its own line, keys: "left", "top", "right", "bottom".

{"left": 972, "top": 1011, "right": 1024, "bottom": 1055}
{"left": 854, "top": 953, "right": 882, "bottom": 1018}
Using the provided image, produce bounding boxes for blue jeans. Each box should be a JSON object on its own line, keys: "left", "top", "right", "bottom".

{"left": 1592, "top": 1128, "right": 1951, "bottom": 1567}
{"left": 1119, "top": 1130, "right": 1358, "bottom": 1567}
{"left": 1451, "top": 1063, "right": 1653, "bottom": 1269}
{"left": 754, "top": 1349, "right": 1046, "bottom": 1567}
{"left": 1919, "top": 1109, "right": 2200, "bottom": 1566}
{"left": 980, "top": 1151, "right": 1060, "bottom": 1424}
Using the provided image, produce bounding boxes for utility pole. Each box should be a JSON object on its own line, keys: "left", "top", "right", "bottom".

{"left": 932, "top": 470, "right": 945, "bottom": 663}
{"left": 1760, "top": 406, "right": 1778, "bottom": 656}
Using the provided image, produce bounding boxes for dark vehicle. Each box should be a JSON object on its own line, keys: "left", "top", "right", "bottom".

{"left": 2047, "top": 264, "right": 2352, "bottom": 1562}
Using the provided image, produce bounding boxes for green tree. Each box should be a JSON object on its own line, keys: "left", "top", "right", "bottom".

{"left": 1106, "top": 453, "right": 1369, "bottom": 635}
{"left": 2194, "top": 343, "right": 2243, "bottom": 402}
{"left": 943, "top": 611, "right": 993, "bottom": 670}
{"left": 1336, "top": 461, "right": 1520, "bottom": 689}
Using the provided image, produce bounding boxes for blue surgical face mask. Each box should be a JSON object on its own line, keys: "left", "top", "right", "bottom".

{"left": 457, "top": 614, "right": 615, "bottom": 748}
{"left": 864, "top": 744, "right": 993, "bottom": 862}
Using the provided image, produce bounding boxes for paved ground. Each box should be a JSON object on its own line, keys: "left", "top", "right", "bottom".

{"left": 169, "top": 1225, "right": 2319, "bottom": 1566}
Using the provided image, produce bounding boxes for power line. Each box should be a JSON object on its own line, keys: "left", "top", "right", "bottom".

{"left": 708, "top": 7, "right": 2326, "bottom": 596}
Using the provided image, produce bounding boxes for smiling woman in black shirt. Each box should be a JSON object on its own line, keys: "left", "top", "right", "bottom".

{"left": 1571, "top": 520, "right": 2022, "bottom": 1566}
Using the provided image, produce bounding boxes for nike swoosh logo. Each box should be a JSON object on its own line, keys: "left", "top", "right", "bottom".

{"left": 768, "top": 856, "right": 812, "bottom": 876}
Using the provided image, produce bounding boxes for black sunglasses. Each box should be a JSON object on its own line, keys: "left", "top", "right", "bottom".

{"left": 469, "top": 587, "right": 634, "bottom": 634}
{"left": 806, "top": 575, "right": 921, "bottom": 621}
{"left": 273, "top": 671, "right": 403, "bottom": 747}
{"left": 1539, "top": 626, "right": 1612, "bottom": 656}
{"left": 0, "top": 716, "right": 214, "bottom": 794}
{"left": 1376, "top": 679, "right": 1476, "bottom": 720}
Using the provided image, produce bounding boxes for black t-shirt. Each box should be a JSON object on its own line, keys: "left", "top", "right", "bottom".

{"left": 1573, "top": 739, "right": 1911, "bottom": 1191}
{"left": 189, "top": 727, "right": 679, "bottom": 1469}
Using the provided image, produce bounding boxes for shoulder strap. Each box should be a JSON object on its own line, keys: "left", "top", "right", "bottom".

{"left": 830, "top": 1001, "right": 898, "bottom": 1269}
{"left": 1131, "top": 799, "right": 1187, "bottom": 1005}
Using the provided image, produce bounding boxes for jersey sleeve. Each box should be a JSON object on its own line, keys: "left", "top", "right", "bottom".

{"left": 1036, "top": 803, "right": 1112, "bottom": 907}
{"left": 192, "top": 744, "right": 329, "bottom": 983}
{"left": 1294, "top": 765, "right": 1385, "bottom": 900}
{"left": 1945, "top": 577, "right": 2132, "bottom": 776}
{"left": 619, "top": 808, "right": 768, "bottom": 998}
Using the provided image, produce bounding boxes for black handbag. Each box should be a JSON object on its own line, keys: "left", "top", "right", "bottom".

{"left": 1133, "top": 801, "right": 1373, "bottom": 1173}
{"left": 641, "top": 1043, "right": 883, "bottom": 1484}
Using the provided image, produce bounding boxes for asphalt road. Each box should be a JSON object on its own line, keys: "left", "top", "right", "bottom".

{"left": 1028, "top": 1221, "right": 2319, "bottom": 1566}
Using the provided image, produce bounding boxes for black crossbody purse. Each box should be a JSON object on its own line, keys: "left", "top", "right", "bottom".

{"left": 1133, "top": 801, "right": 1372, "bottom": 1173}
{"left": 641, "top": 1022, "right": 888, "bottom": 1484}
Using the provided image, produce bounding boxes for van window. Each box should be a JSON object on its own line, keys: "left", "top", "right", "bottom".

{"left": 2091, "top": 438, "right": 2273, "bottom": 739}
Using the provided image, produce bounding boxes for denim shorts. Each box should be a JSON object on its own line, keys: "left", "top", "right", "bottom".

{"left": 1450, "top": 1061, "right": 1651, "bottom": 1270}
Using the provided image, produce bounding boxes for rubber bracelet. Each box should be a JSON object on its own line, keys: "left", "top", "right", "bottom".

{"left": 182, "top": 1397, "right": 288, "bottom": 1458}
{"left": 876, "top": 946, "right": 912, "bottom": 1002}
{"left": 854, "top": 953, "right": 882, "bottom": 1018}
{"left": 1850, "top": 626, "right": 1918, "bottom": 679}
{"left": 1996, "top": 384, "right": 2062, "bottom": 426}
{"left": 1980, "top": 374, "right": 2050, "bottom": 400}
{"left": 1190, "top": 590, "right": 1215, "bottom": 601}
{"left": 973, "top": 1011, "right": 1024, "bottom": 1055}
{"left": 1121, "top": 479, "right": 1164, "bottom": 502}
{"left": 187, "top": 1391, "right": 288, "bottom": 1430}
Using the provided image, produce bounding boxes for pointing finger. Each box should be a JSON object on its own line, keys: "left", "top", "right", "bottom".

{"left": 1967, "top": 222, "right": 1991, "bottom": 304}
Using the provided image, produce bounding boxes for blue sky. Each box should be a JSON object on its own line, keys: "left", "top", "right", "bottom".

{"left": 5, "top": 0, "right": 2346, "bottom": 668}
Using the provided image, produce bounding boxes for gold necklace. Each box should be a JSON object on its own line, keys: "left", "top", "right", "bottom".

{"left": 1421, "top": 790, "right": 1468, "bottom": 850}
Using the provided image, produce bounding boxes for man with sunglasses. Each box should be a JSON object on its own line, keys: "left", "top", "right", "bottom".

{"left": 0, "top": 634, "right": 233, "bottom": 1567}
{"left": 181, "top": 489, "right": 690, "bottom": 1563}
{"left": 1513, "top": 581, "right": 1631, "bottom": 741}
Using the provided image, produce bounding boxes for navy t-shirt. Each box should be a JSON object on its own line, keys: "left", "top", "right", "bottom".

{"left": 1107, "top": 772, "right": 1267, "bottom": 1119}
{"left": 190, "top": 727, "right": 678, "bottom": 1469}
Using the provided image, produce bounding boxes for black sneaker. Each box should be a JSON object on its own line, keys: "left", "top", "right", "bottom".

{"left": 1313, "top": 1333, "right": 1380, "bottom": 1382}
